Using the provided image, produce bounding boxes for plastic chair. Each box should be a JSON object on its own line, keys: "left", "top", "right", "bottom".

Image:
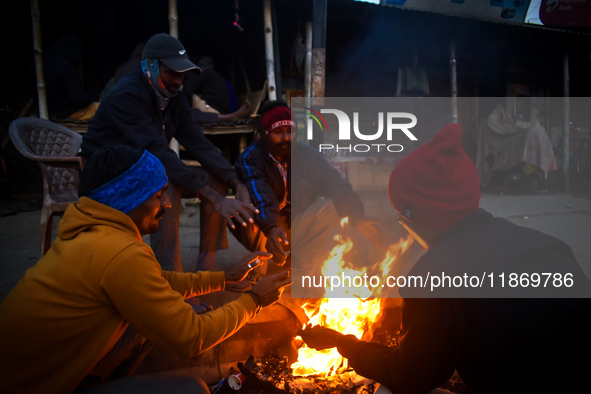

{"left": 9, "top": 117, "right": 84, "bottom": 256}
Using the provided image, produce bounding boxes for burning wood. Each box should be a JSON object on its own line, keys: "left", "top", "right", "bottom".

{"left": 212, "top": 219, "right": 413, "bottom": 394}
{"left": 221, "top": 352, "right": 383, "bottom": 394}
{"left": 291, "top": 218, "right": 412, "bottom": 377}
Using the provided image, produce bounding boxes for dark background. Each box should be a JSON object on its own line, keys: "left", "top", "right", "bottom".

{"left": 1, "top": 0, "right": 590, "bottom": 198}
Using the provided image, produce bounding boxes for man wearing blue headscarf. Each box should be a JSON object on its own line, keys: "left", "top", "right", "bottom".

{"left": 0, "top": 145, "right": 290, "bottom": 394}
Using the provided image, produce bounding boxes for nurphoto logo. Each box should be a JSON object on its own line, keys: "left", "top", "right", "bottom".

{"left": 303, "top": 108, "right": 418, "bottom": 154}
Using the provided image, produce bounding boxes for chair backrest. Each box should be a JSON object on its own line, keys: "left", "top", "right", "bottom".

{"left": 9, "top": 117, "right": 83, "bottom": 204}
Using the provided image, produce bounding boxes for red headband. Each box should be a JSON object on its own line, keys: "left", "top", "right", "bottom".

{"left": 261, "top": 106, "right": 293, "bottom": 134}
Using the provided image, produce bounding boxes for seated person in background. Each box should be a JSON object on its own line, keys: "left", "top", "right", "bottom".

{"left": 298, "top": 124, "right": 591, "bottom": 394}
{"left": 184, "top": 55, "right": 251, "bottom": 122}
{"left": 198, "top": 100, "right": 386, "bottom": 283}
{"left": 44, "top": 34, "right": 99, "bottom": 121}
{"left": 99, "top": 42, "right": 145, "bottom": 101}
{"left": 0, "top": 145, "right": 291, "bottom": 394}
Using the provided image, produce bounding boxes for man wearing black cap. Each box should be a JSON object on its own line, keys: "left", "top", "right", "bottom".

{"left": 81, "top": 33, "right": 256, "bottom": 273}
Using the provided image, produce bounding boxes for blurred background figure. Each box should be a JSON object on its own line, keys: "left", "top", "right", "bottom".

{"left": 44, "top": 35, "right": 99, "bottom": 121}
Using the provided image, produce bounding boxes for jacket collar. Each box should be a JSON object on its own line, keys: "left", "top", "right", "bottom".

{"left": 439, "top": 208, "right": 493, "bottom": 243}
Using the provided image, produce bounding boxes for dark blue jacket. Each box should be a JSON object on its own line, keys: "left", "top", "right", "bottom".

{"left": 235, "top": 140, "right": 364, "bottom": 234}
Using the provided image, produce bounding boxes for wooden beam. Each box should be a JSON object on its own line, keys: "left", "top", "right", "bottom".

{"left": 31, "top": 0, "right": 48, "bottom": 119}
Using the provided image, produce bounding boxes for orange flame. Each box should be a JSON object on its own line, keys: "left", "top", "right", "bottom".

{"left": 291, "top": 218, "right": 412, "bottom": 377}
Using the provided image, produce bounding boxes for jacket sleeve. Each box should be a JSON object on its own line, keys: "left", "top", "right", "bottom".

{"left": 235, "top": 146, "right": 281, "bottom": 234}
{"left": 161, "top": 270, "right": 226, "bottom": 297}
{"left": 100, "top": 243, "right": 258, "bottom": 358}
{"left": 173, "top": 98, "right": 237, "bottom": 184}
{"left": 98, "top": 90, "right": 208, "bottom": 195}
{"left": 337, "top": 299, "right": 458, "bottom": 393}
{"left": 306, "top": 146, "right": 365, "bottom": 223}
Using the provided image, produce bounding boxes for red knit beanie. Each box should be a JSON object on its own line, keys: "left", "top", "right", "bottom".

{"left": 261, "top": 105, "right": 294, "bottom": 134}
{"left": 387, "top": 123, "right": 481, "bottom": 232}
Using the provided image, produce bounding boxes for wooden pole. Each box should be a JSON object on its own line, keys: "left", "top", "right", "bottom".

{"left": 563, "top": 51, "right": 570, "bottom": 192}
{"left": 169, "top": 0, "right": 178, "bottom": 38}
{"left": 169, "top": 0, "right": 179, "bottom": 155}
{"left": 31, "top": 0, "right": 48, "bottom": 119}
{"left": 312, "top": 0, "right": 327, "bottom": 98}
{"left": 305, "top": 21, "right": 313, "bottom": 99}
{"left": 450, "top": 40, "right": 458, "bottom": 124}
{"left": 264, "top": 0, "right": 277, "bottom": 101}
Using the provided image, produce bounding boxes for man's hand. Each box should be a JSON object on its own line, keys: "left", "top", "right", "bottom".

{"left": 265, "top": 226, "right": 289, "bottom": 266}
{"left": 217, "top": 100, "right": 251, "bottom": 123}
{"left": 234, "top": 183, "right": 252, "bottom": 206}
{"left": 235, "top": 99, "right": 251, "bottom": 119}
{"left": 225, "top": 251, "right": 272, "bottom": 283}
{"left": 354, "top": 217, "right": 388, "bottom": 252}
{"left": 250, "top": 270, "right": 291, "bottom": 307}
{"left": 199, "top": 185, "right": 258, "bottom": 229}
{"left": 297, "top": 326, "right": 345, "bottom": 350}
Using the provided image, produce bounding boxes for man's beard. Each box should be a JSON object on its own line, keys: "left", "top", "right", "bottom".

{"left": 263, "top": 138, "right": 291, "bottom": 159}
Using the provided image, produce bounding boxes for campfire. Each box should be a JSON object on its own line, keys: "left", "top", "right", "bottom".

{"left": 290, "top": 218, "right": 413, "bottom": 379}
{"left": 219, "top": 218, "right": 413, "bottom": 394}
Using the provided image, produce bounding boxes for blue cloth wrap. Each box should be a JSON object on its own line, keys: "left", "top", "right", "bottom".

{"left": 88, "top": 151, "right": 168, "bottom": 213}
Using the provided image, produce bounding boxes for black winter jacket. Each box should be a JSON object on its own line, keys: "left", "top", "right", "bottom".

{"left": 81, "top": 69, "right": 236, "bottom": 195}
{"left": 337, "top": 209, "right": 591, "bottom": 393}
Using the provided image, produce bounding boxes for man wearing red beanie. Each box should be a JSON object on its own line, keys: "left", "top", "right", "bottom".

{"left": 299, "top": 123, "right": 591, "bottom": 393}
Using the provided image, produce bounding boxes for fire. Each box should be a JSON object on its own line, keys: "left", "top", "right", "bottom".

{"left": 291, "top": 218, "right": 412, "bottom": 377}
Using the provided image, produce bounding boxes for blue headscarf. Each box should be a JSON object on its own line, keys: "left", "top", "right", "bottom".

{"left": 88, "top": 151, "right": 168, "bottom": 213}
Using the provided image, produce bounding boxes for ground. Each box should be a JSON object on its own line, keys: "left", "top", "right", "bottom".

{"left": 1, "top": 189, "right": 590, "bottom": 393}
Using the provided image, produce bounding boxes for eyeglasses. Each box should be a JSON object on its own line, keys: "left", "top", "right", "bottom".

{"left": 398, "top": 213, "right": 403, "bottom": 224}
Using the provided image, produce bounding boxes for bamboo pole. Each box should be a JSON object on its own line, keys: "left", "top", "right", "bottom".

{"left": 31, "top": 0, "right": 48, "bottom": 119}
{"left": 563, "top": 52, "right": 570, "bottom": 192}
{"left": 450, "top": 40, "right": 458, "bottom": 124}
{"left": 305, "top": 22, "right": 313, "bottom": 99}
{"left": 169, "top": 0, "right": 178, "bottom": 38}
{"left": 312, "top": 0, "right": 327, "bottom": 98}
{"left": 264, "top": 0, "right": 277, "bottom": 101}
{"left": 169, "top": 0, "right": 179, "bottom": 155}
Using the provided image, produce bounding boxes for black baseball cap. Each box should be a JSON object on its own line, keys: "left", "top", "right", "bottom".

{"left": 141, "top": 33, "right": 199, "bottom": 72}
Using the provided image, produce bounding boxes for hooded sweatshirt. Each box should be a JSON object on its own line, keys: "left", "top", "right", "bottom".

{"left": 0, "top": 197, "right": 258, "bottom": 394}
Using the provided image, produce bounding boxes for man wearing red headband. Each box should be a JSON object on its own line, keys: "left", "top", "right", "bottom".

{"left": 214, "top": 100, "right": 386, "bottom": 283}
{"left": 299, "top": 123, "right": 591, "bottom": 393}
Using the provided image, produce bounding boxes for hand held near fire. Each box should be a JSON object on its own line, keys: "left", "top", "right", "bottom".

{"left": 250, "top": 270, "right": 291, "bottom": 307}
{"left": 353, "top": 217, "right": 388, "bottom": 252}
{"left": 233, "top": 182, "right": 253, "bottom": 207}
{"left": 297, "top": 326, "right": 345, "bottom": 351}
{"left": 266, "top": 226, "right": 289, "bottom": 265}
{"left": 199, "top": 185, "right": 258, "bottom": 229}
{"left": 225, "top": 251, "right": 272, "bottom": 283}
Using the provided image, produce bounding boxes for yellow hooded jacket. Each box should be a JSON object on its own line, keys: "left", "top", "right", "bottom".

{"left": 0, "top": 197, "right": 258, "bottom": 393}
